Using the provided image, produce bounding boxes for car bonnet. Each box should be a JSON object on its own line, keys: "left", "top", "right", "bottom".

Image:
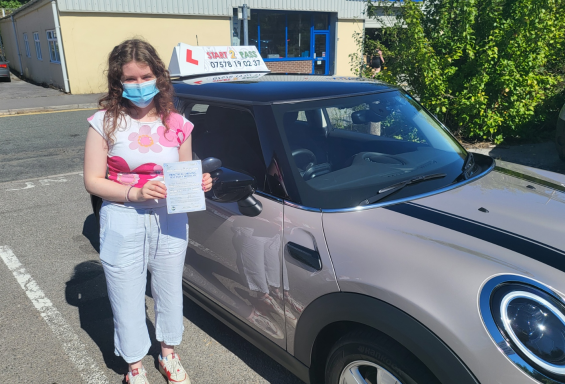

{"left": 377, "top": 160, "right": 565, "bottom": 272}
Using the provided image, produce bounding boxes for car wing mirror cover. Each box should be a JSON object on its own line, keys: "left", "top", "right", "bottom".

{"left": 201, "top": 157, "right": 222, "bottom": 173}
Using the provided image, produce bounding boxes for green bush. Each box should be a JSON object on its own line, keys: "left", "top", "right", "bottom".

{"left": 352, "top": 0, "right": 565, "bottom": 144}
{"left": 0, "top": 1, "right": 24, "bottom": 9}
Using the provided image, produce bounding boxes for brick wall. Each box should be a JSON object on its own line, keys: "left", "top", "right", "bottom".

{"left": 265, "top": 60, "right": 312, "bottom": 74}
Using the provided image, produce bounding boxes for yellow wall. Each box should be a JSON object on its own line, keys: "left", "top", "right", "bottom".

{"left": 59, "top": 13, "right": 231, "bottom": 94}
{"left": 335, "top": 19, "right": 364, "bottom": 77}
{"left": 1, "top": 1, "right": 65, "bottom": 88}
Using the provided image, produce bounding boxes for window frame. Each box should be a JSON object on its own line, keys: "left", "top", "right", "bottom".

{"left": 183, "top": 101, "right": 269, "bottom": 192}
{"left": 33, "top": 32, "right": 42, "bottom": 61}
{"left": 46, "top": 29, "right": 60, "bottom": 64}
{"left": 249, "top": 10, "right": 330, "bottom": 63}
{"left": 23, "top": 33, "right": 31, "bottom": 58}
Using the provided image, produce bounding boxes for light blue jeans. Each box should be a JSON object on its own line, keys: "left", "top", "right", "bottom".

{"left": 99, "top": 200, "right": 188, "bottom": 363}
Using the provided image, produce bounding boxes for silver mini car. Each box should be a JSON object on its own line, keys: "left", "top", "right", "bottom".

{"left": 92, "top": 76, "right": 565, "bottom": 384}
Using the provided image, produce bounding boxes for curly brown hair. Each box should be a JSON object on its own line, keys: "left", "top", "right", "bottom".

{"left": 99, "top": 39, "right": 176, "bottom": 144}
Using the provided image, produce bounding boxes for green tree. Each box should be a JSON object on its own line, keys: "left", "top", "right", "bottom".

{"left": 0, "top": 1, "right": 24, "bottom": 9}
{"left": 354, "top": 0, "right": 565, "bottom": 143}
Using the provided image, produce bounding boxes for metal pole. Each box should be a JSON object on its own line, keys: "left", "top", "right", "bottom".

{"left": 242, "top": 4, "right": 248, "bottom": 46}
{"left": 52, "top": 1, "right": 70, "bottom": 92}
{"left": 10, "top": 15, "right": 23, "bottom": 76}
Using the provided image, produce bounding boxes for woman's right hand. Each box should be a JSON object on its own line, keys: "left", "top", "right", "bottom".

{"left": 134, "top": 180, "right": 167, "bottom": 201}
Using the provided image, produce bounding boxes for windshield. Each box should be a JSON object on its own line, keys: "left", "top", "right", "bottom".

{"left": 273, "top": 90, "right": 468, "bottom": 209}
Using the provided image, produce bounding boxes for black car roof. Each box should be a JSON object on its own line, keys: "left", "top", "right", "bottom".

{"left": 172, "top": 74, "right": 396, "bottom": 104}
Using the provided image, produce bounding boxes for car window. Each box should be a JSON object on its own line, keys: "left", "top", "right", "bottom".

{"left": 187, "top": 103, "right": 267, "bottom": 191}
{"left": 274, "top": 91, "right": 469, "bottom": 209}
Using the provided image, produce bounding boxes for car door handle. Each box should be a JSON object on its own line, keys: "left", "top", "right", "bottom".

{"left": 286, "top": 242, "right": 322, "bottom": 271}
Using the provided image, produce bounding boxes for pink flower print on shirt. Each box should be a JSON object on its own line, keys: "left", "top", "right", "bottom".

{"left": 158, "top": 114, "right": 194, "bottom": 147}
{"left": 157, "top": 125, "right": 178, "bottom": 147}
{"left": 179, "top": 121, "right": 194, "bottom": 144}
{"left": 128, "top": 125, "right": 162, "bottom": 153}
{"left": 134, "top": 163, "right": 164, "bottom": 178}
{"left": 116, "top": 173, "right": 140, "bottom": 186}
{"left": 107, "top": 156, "right": 163, "bottom": 187}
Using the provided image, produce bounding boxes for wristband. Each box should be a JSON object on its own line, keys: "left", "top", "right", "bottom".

{"left": 125, "top": 186, "right": 134, "bottom": 202}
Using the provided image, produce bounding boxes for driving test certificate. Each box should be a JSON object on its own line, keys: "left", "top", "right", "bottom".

{"left": 163, "top": 160, "right": 206, "bottom": 214}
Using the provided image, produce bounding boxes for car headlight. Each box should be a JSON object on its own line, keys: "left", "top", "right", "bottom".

{"left": 480, "top": 275, "right": 565, "bottom": 383}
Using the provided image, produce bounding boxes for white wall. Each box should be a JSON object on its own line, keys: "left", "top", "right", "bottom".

{"left": 2, "top": 1, "right": 65, "bottom": 89}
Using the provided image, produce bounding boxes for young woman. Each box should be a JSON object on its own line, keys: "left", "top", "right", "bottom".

{"left": 84, "top": 39, "right": 212, "bottom": 384}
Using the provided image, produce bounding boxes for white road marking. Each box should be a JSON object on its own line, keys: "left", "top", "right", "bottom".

{"left": 39, "top": 178, "right": 68, "bottom": 186}
{"left": 6, "top": 182, "right": 35, "bottom": 191}
{"left": 3, "top": 172, "right": 85, "bottom": 191}
{"left": 0, "top": 171, "right": 83, "bottom": 188}
{"left": 0, "top": 246, "right": 109, "bottom": 384}
{"left": 6, "top": 178, "right": 68, "bottom": 191}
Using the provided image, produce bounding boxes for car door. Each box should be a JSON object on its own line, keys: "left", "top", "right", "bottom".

{"left": 181, "top": 103, "right": 287, "bottom": 348}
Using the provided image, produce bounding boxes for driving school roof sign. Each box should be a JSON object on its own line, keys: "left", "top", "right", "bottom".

{"left": 168, "top": 43, "right": 270, "bottom": 78}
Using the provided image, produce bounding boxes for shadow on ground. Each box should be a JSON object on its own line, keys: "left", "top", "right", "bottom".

{"left": 66, "top": 214, "right": 300, "bottom": 383}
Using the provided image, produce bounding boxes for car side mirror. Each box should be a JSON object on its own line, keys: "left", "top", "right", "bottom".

{"left": 201, "top": 157, "right": 222, "bottom": 173}
{"left": 206, "top": 167, "right": 263, "bottom": 217}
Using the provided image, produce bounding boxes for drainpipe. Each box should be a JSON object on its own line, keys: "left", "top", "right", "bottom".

{"left": 10, "top": 14, "right": 23, "bottom": 75}
{"left": 51, "top": 0, "right": 70, "bottom": 93}
{"left": 242, "top": 4, "right": 249, "bottom": 45}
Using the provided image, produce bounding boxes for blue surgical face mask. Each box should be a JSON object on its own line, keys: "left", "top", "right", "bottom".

{"left": 121, "top": 79, "right": 159, "bottom": 108}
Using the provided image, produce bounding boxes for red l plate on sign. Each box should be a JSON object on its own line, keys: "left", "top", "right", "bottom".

{"left": 186, "top": 49, "right": 199, "bottom": 65}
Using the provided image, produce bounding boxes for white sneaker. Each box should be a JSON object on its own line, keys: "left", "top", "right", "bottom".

{"left": 125, "top": 367, "right": 150, "bottom": 384}
{"left": 159, "top": 353, "right": 191, "bottom": 384}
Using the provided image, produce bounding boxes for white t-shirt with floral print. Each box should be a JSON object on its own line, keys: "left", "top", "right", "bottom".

{"left": 88, "top": 110, "right": 194, "bottom": 188}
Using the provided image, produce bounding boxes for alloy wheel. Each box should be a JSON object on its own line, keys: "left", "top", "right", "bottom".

{"left": 339, "top": 360, "right": 403, "bottom": 384}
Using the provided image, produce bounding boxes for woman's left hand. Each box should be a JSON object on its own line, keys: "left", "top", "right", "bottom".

{"left": 202, "top": 173, "right": 213, "bottom": 192}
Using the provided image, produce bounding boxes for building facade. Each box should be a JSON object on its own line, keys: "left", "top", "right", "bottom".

{"left": 0, "top": 0, "right": 371, "bottom": 94}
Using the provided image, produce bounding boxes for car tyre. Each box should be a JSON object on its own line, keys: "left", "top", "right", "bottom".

{"left": 325, "top": 329, "right": 440, "bottom": 384}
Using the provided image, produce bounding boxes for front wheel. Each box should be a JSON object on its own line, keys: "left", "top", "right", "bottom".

{"left": 325, "top": 329, "right": 440, "bottom": 384}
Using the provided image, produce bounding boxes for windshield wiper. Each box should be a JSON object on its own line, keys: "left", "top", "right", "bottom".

{"left": 359, "top": 173, "right": 447, "bottom": 206}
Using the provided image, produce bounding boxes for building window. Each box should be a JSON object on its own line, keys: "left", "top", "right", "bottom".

{"left": 249, "top": 11, "right": 329, "bottom": 60}
{"left": 33, "top": 32, "right": 42, "bottom": 60}
{"left": 245, "top": 10, "right": 331, "bottom": 75}
{"left": 314, "top": 13, "right": 329, "bottom": 30}
{"left": 258, "top": 12, "right": 286, "bottom": 58}
{"left": 23, "top": 33, "right": 31, "bottom": 57}
{"left": 287, "top": 13, "right": 311, "bottom": 58}
{"left": 46, "top": 30, "right": 60, "bottom": 63}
